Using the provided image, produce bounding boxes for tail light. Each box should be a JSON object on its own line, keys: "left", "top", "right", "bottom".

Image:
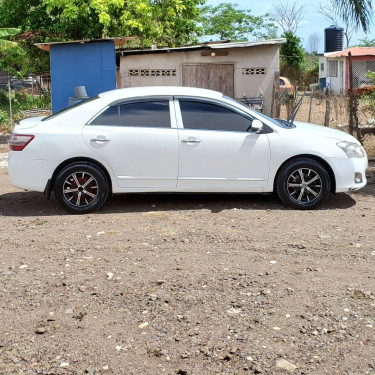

{"left": 9, "top": 134, "right": 35, "bottom": 151}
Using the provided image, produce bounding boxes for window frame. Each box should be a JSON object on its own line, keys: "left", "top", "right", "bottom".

{"left": 328, "top": 60, "right": 338, "bottom": 77}
{"left": 174, "top": 96, "right": 256, "bottom": 133}
{"left": 87, "top": 96, "right": 175, "bottom": 128}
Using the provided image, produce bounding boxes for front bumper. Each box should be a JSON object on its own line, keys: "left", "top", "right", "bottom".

{"left": 329, "top": 156, "right": 368, "bottom": 193}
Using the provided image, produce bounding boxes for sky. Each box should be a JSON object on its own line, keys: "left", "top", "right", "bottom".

{"left": 206, "top": 0, "right": 371, "bottom": 52}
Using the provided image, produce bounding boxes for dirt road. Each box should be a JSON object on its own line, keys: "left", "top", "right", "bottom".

{"left": 0, "top": 164, "right": 375, "bottom": 375}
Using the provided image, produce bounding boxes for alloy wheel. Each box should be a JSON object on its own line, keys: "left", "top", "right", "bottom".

{"left": 287, "top": 168, "right": 322, "bottom": 203}
{"left": 63, "top": 171, "right": 98, "bottom": 207}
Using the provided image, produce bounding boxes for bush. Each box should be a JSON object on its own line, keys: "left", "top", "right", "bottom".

{"left": 0, "top": 109, "right": 9, "bottom": 126}
{"left": 353, "top": 86, "right": 375, "bottom": 97}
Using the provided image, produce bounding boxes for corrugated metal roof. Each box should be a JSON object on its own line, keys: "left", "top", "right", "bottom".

{"left": 35, "top": 37, "right": 136, "bottom": 52}
{"left": 117, "top": 38, "right": 286, "bottom": 56}
{"left": 325, "top": 46, "right": 375, "bottom": 58}
{"left": 208, "top": 39, "right": 286, "bottom": 49}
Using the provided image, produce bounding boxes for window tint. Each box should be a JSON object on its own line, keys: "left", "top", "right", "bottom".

{"left": 179, "top": 101, "right": 251, "bottom": 132}
{"left": 119, "top": 101, "right": 170, "bottom": 128}
{"left": 91, "top": 105, "right": 119, "bottom": 125}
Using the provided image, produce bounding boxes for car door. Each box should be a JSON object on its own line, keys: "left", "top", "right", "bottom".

{"left": 82, "top": 98, "right": 179, "bottom": 189}
{"left": 175, "top": 98, "right": 271, "bottom": 190}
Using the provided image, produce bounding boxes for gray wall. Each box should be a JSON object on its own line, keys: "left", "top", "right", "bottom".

{"left": 119, "top": 44, "right": 280, "bottom": 116}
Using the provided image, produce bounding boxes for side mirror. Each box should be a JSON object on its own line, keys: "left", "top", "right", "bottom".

{"left": 251, "top": 119, "right": 263, "bottom": 134}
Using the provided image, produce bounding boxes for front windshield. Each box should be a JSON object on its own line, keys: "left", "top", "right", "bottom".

{"left": 42, "top": 96, "right": 99, "bottom": 122}
{"left": 223, "top": 96, "right": 290, "bottom": 128}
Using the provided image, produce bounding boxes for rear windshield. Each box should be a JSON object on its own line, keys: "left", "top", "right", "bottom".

{"left": 42, "top": 96, "right": 99, "bottom": 121}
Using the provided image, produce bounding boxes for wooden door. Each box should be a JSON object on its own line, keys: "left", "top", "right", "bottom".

{"left": 182, "top": 64, "right": 234, "bottom": 98}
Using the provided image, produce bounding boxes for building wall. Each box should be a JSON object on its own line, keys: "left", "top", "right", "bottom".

{"left": 50, "top": 41, "right": 116, "bottom": 113}
{"left": 119, "top": 45, "right": 280, "bottom": 116}
{"left": 319, "top": 56, "right": 346, "bottom": 94}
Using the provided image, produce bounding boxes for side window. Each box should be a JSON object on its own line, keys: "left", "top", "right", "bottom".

{"left": 119, "top": 101, "right": 170, "bottom": 128}
{"left": 91, "top": 105, "right": 119, "bottom": 125}
{"left": 179, "top": 100, "right": 252, "bottom": 132}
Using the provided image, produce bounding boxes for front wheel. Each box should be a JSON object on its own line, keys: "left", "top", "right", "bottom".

{"left": 276, "top": 158, "right": 331, "bottom": 210}
{"left": 54, "top": 163, "right": 109, "bottom": 214}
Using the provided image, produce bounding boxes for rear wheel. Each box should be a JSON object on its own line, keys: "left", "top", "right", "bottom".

{"left": 276, "top": 158, "right": 331, "bottom": 209}
{"left": 54, "top": 163, "right": 109, "bottom": 214}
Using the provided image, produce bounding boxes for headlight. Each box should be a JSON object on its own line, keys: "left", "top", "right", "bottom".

{"left": 336, "top": 141, "right": 365, "bottom": 158}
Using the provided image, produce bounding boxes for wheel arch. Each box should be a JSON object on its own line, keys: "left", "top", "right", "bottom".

{"left": 273, "top": 154, "right": 336, "bottom": 194}
{"left": 50, "top": 157, "right": 113, "bottom": 194}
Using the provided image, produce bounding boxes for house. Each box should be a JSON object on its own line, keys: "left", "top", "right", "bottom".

{"left": 319, "top": 47, "right": 375, "bottom": 94}
{"left": 116, "top": 39, "right": 286, "bottom": 116}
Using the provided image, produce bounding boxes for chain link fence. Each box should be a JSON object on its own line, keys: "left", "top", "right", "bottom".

{"left": 0, "top": 73, "right": 51, "bottom": 131}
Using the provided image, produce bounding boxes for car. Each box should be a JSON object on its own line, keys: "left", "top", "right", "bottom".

{"left": 8, "top": 86, "right": 367, "bottom": 214}
{"left": 279, "top": 76, "right": 295, "bottom": 94}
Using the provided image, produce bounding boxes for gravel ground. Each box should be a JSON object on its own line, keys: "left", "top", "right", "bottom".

{"left": 0, "top": 150, "right": 375, "bottom": 375}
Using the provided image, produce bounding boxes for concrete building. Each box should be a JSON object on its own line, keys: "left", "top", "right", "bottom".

{"left": 117, "top": 39, "right": 285, "bottom": 116}
{"left": 319, "top": 47, "right": 375, "bottom": 94}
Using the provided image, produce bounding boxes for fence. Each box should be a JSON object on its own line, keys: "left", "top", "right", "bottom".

{"left": 274, "top": 90, "right": 375, "bottom": 137}
{"left": 0, "top": 74, "right": 51, "bottom": 130}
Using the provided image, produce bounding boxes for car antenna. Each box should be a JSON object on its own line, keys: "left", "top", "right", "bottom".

{"left": 287, "top": 87, "right": 308, "bottom": 127}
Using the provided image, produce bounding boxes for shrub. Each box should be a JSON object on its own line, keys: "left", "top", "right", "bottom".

{"left": 353, "top": 86, "right": 375, "bottom": 97}
{"left": 0, "top": 109, "right": 9, "bottom": 126}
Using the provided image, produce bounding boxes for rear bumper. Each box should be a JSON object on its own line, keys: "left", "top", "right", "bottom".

{"left": 8, "top": 151, "right": 57, "bottom": 193}
{"left": 329, "top": 156, "right": 368, "bottom": 193}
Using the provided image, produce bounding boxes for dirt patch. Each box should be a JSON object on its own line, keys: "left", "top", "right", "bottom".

{"left": 0, "top": 167, "right": 375, "bottom": 375}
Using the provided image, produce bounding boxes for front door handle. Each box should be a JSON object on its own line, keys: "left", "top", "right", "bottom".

{"left": 90, "top": 137, "right": 111, "bottom": 143}
{"left": 182, "top": 138, "right": 201, "bottom": 144}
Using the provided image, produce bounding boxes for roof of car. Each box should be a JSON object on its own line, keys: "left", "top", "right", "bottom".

{"left": 98, "top": 86, "right": 224, "bottom": 101}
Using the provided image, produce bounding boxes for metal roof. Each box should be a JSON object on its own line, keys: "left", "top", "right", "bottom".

{"left": 35, "top": 37, "right": 136, "bottom": 52}
{"left": 325, "top": 46, "right": 375, "bottom": 58}
{"left": 117, "top": 38, "right": 286, "bottom": 56}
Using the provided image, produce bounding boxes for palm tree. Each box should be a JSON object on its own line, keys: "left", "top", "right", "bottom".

{"left": 0, "top": 28, "right": 21, "bottom": 50}
{"left": 333, "top": 0, "right": 373, "bottom": 33}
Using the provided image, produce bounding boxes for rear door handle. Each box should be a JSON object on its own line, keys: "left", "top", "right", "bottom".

{"left": 182, "top": 138, "right": 201, "bottom": 144}
{"left": 90, "top": 137, "right": 111, "bottom": 142}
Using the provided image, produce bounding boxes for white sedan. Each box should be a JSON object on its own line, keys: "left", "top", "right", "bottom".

{"left": 8, "top": 86, "right": 367, "bottom": 213}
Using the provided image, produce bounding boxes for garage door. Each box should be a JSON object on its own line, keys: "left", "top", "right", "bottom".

{"left": 182, "top": 64, "right": 234, "bottom": 98}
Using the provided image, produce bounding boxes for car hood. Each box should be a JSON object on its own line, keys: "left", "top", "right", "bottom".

{"left": 14, "top": 116, "right": 46, "bottom": 130}
{"left": 292, "top": 121, "right": 360, "bottom": 144}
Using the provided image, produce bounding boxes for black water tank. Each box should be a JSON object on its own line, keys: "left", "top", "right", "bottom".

{"left": 324, "top": 25, "right": 344, "bottom": 52}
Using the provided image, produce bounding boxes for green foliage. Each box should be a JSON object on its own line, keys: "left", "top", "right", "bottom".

{"left": 0, "top": 88, "right": 51, "bottom": 130}
{"left": 0, "top": 0, "right": 204, "bottom": 76}
{"left": 199, "top": 3, "right": 277, "bottom": 41}
{"left": 332, "top": 0, "right": 373, "bottom": 33}
{"left": 0, "top": 27, "right": 24, "bottom": 56}
{"left": 0, "top": 109, "right": 8, "bottom": 126}
{"left": 42, "top": 0, "right": 204, "bottom": 46}
{"left": 358, "top": 37, "right": 375, "bottom": 47}
{"left": 280, "top": 31, "right": 305, "bottom": 69}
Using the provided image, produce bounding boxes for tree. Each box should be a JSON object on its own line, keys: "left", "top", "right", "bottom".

{"left": 0, "top": 0, "right": 204, "bottom": 47}
{"left": 307, "top": 33, "right": 322, "bottom": 54}
{"left": 358, "top": 37, "right": 375, "bottom": 46}
{"left": 317, "top": 2, "right": 356, "bottom": 47}
{"left": 0, "top": 28, "right": 21, "bottom": 50}
{"left": 199, "top": 3, "right": 277, "bottom": 42}
{"left": 270, "top": 1, "right": 305, "bottom": 34}
{"left": 332, "top": 0, "right": 373, "bottom": 33}
{"left": 280, "top": 31, "right": 305, "bottom": 81}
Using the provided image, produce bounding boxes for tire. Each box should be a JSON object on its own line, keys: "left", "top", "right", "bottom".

{"left": 276, "top": 158, "right": 331, "bottom": 210}
{"left": 54, "top": 163, "right": 109, "bottom": 214}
